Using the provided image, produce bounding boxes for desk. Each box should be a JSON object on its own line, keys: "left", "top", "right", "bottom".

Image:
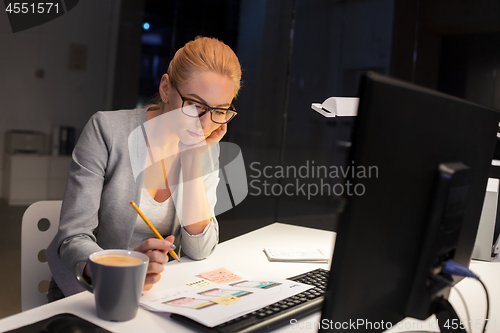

{"left": 0, "top": 223, "right": 498, "bottom": 333}
{"left": 0, "top": 223, "right": 335, "bottom": 332}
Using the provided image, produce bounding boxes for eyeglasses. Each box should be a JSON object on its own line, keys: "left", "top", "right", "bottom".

{"left": 174, "top": 86, "right": 237, "bottom": 124}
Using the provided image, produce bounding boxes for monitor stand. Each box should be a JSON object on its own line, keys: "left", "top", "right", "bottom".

{"left": 432, "top": 297, "right": 467, "bottom": 333}
{"left": 407, "top": 162, "right": 472, "bottom": 333}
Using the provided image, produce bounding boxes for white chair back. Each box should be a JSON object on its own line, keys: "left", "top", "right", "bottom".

{"left": 21, "top": 200, "right": 62, "bottom": 311}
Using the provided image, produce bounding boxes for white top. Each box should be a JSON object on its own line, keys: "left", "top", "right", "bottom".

{"left": 129, "top": 188, "right": 176, "bottom": 250}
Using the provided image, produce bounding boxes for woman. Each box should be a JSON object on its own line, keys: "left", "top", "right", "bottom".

{"left": 46, "top": 36, "right": 242, "bottom": 300}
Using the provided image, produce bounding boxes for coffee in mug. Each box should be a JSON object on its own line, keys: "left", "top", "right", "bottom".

{"left": 92, "top": 254, "right": 144, "bottom": 266}
{"left": 75, "top": 250, "right": 148, "bottom": 322}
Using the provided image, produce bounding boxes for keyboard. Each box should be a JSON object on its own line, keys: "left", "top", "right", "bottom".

{"left": 170, "top": 268, "right": 329, "bottom": 333}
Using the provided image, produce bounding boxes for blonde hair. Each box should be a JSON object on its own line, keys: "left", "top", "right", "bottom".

{"left": 146, "top": 36, "right": 241, "bottom": 110}
{"left": 169, "top": 36, "right": 241, "bottom": 97}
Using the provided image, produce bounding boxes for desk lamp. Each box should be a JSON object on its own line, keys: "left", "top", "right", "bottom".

{"left": 311, "top": 97, "right": 359, "bottom": 118}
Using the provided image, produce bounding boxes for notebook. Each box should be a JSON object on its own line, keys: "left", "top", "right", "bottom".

{"left": 263, "top": 247, "right": 329, "bottom": 263}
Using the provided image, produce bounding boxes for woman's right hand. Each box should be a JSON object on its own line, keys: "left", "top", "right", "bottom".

{"left": 134, "top": 235, "right": 176, "bottom": 291}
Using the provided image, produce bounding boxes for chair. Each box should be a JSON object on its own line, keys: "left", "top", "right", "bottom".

{"left": 21, "top": 200, "right": 62, "bottom": 311}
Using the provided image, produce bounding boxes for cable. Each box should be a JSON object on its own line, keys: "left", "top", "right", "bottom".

{"left": 442, "top": 260, "right": 490, "bottom": 333}
{"left": 477, "top": 278, "right": 490, "bottom": 333}
{"left": 451, "top": 286, "right": 471, "bottom": 333}
{"left": 442, "top": 260, "right": 478, "bottom": 279}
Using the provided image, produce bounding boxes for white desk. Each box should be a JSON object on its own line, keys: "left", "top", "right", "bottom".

{"left": 0, "top": 223, "right": 335, "bottom": 332}
{"left": 0, "top": 223, "right": 498, "bottom": 333}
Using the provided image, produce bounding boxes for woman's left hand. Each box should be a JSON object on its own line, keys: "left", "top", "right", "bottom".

{"left": 205, "top": 123, "right": 227, "bottom": 144}
{"left": 178, "top": 124, "right": 227, "bottom": 155}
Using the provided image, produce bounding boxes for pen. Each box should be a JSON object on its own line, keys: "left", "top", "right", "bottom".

{"left": 130, "top": 201, "right": 181, "bottom": 262}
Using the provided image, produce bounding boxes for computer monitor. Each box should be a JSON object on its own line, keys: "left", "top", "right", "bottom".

{"left": 319, "top": 72, "right": 499, "bottom": 332}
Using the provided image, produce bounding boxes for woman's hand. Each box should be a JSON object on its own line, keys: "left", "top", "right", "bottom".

{"left": 170, "top": 124, "right": 226, "bottom": 234}
{"left": 205, "top": 123, "right": 227, "bottom": 145}
{"left": 134, "top": 235, "right": 176, "bottom": 291}
{"left": 176, "top": 123, "right": 226, "bottom": 174}
{"left": 180, "top": 123, "right": 228, "bottom": 151}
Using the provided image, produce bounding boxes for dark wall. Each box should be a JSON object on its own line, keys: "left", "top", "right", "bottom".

{"left": 391, "top": 0, "right": 500, "bottom": 108}
{"left": 128, "top": 0, "right": 500, "bottom": 241}
{"left": 112, "top": 0, "right": 145, "bottom": 110}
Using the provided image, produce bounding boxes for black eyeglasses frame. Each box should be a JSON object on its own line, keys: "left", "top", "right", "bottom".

{"left": 174, "top": 86, "right": 237, "bottom": 124}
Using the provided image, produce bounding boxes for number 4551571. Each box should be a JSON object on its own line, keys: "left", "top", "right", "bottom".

{"left": 5, "top": 3, "right": 59, "bottom": 14}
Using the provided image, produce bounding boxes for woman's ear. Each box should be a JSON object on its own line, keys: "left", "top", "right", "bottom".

{"left": 159, "top": 73, "right": 170, "bottom": 104}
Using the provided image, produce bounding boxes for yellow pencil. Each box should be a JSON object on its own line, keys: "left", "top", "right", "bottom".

{"left": 130, "top": 201, "right": 180, "bottom": 262}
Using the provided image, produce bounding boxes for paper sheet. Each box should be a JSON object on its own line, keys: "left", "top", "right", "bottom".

{"left": 140, "top": 276, "right": 313, "bottom": 327}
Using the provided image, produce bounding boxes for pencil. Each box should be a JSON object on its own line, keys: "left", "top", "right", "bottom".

{"left": 130, "top": 201, "right": 180, "bottom": 262}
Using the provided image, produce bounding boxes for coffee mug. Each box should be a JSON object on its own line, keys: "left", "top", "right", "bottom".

{"left": 75, "top": 249, "right": 149, "bottom": 322}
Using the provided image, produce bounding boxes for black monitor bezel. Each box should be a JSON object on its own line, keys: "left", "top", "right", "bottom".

{"left": 319, "top": 71, "right": 499, "bottom": 331}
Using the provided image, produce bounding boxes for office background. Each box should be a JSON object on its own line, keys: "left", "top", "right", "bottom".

{"left": 0, "top": 0, "right": 499, "bottom": 319}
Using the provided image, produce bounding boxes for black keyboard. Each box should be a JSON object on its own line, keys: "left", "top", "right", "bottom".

{"left": 170, "top": 268, "right": 329, "bottom": 333}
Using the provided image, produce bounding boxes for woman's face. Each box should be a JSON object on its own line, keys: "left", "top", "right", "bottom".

{"left": 161, "top": 70, "right": 234, "bottom": 146}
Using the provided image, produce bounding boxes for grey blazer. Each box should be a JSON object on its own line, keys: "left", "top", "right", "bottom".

{"left": 46, "top": 108, "right": 219, "bottom": 297}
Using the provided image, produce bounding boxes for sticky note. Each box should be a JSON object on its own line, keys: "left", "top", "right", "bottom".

{"left": 186, "top": 279, "right": 214, "bottom": 288}
{"left": 199, "top": 267, "right": 242, "bottom": 284}
{"left": 193, "top": 301, "right": 214, "bottom": 309}
{"left": 211, "top": 294, "right": 241, "bottom": 305}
